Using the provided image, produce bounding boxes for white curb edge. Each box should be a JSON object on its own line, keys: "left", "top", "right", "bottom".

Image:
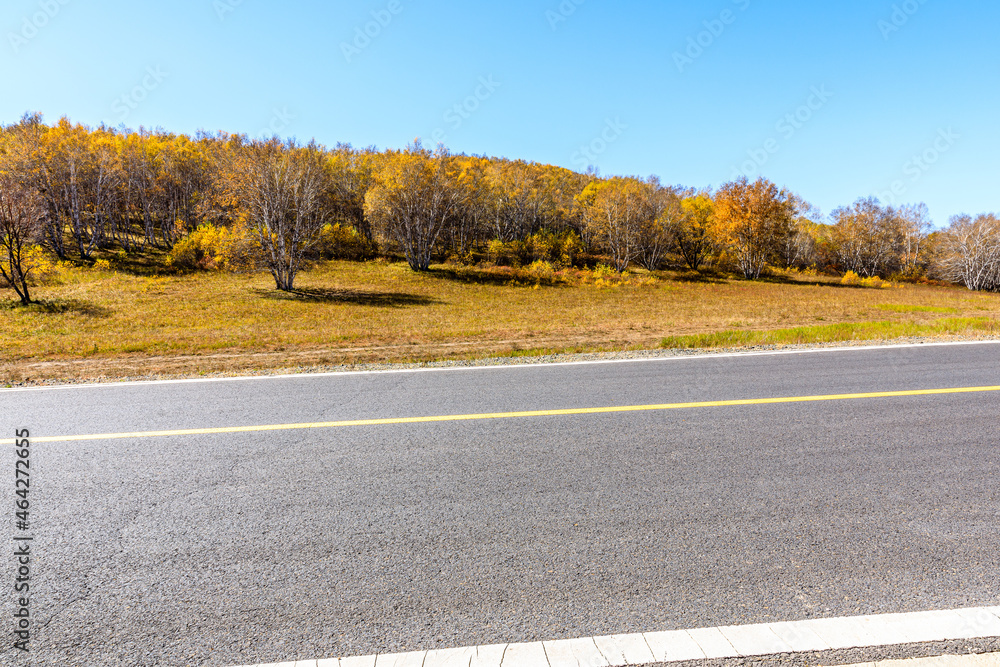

{"left": 4, "top": 339, "right": 1000, "bottom": 394}
{"left": 229, "top": 605, "right": 1000, "bottom": 667}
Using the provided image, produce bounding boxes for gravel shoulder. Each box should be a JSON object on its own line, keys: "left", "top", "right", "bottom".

{"left": 656, "top": 638, "right": 1000, "bottom": 666}
{"left": 4, "top": 334, "right": 1000, "bottom": 389}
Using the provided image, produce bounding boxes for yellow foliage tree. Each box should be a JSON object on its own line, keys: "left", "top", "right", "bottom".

{"left": 675, "top": 191, "right": 714, "bottom": 270}
{"left": 712, "top": 176, "right": 794, "bottom": 279}
{"left": 364, "top": 142, "right": 465, "bottom": 271}
{"left": 577, "top": 177, "right": 655, "bottom": 272}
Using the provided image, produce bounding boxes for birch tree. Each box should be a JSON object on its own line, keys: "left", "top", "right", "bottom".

{"left": 0, "top": 171, "right": 47, "bottom": 304}
{"left": 636, "top": 179, "right": 682, "bottom": 271}
{"left": 578, "top": 177, "right": 649, "bottom": 272}
{"left": 674, "top": 191, "right": 713, "bottom": 270}
{"left": 364, "top": 142, "right": 465, "bottom": 271}
{"left": 226, "top": 137, "right": 330, "bottom": 290}
{"left": 830, "top": 197, "right": 901, "bottom": 278}
{"left": 936, "top": 214, "right": 1000, "bottom": 292}
{"left": 897, "top": 202, "right": 932, "bottom": 276}
{"left": 712, "top": 177, "right": 794, "bottom": 279}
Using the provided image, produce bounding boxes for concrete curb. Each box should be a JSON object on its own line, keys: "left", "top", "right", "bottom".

{"left": 228, "top": 606, "right": 1000, "bottom": 667}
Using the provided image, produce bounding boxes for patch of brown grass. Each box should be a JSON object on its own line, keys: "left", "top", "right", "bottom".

{"left": 1, "top": 260, "right": 998, "bottom": 383}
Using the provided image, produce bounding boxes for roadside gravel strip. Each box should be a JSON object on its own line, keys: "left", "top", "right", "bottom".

{"left": 828, "top": 653, "right": 1000, "bottom": 667}
{"left": 6, "top": 335, "right": 1000, "bottom": 389}
{"left": 830, "top": 653, "right": 1000, "bottom": 667}
{"left": 227, "top": 607, "right": 1000, "bottom": 667}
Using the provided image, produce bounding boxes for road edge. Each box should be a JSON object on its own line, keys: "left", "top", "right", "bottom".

{"left": 225, "top": 606, "right": 1000, "bottom": 667}
{"left": 3, "top": 337, "right": 1000, "bottom": 393}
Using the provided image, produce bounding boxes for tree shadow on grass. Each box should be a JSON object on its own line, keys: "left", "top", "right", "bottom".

{"left": 61, "top": 248, "right": 179, "bottom": 277}
{"left": 807, "top": 281, "right": 872, "bottom": 290}
{"left": 253, "top": 287, "right": 440, "bottom": 308}
{"left": 111, "top": 255, "right": 181, "bottom": 277}
{"left": 767, "top": 277, "right": 885, "bottom": 290}
{"left": 668, "top": 271, "right": 731, "bottom": 285}
{"left": 669, "top": 271, "right": 848, "bottom": 288}
{"left": 426, "top": 266, "right": 566, "bottom": 287}
{"left": 750, "top": 273, "right": 802, "bottom": 285}
{"left": 0, "top": 299, "right": 112, "bottom": 317}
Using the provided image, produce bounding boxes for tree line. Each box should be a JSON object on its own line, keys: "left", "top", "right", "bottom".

{"left": 1, "top": 114, "right": 998, "bottom": 303}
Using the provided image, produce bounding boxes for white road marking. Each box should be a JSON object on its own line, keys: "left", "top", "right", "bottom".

{"left": 231, "top": 606, "right": 1000, "bottom": 667}
{"left": 3, "top": 339, "right": 999, "bottom": 394}
{"left": 684, "top": 627, "right": 737, "bottom": 658}
{"left": 717, "top": 622, "right": 792, "bottom": 656}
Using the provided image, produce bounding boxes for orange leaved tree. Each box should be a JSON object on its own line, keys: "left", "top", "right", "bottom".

{"left": 712, "top": 176, "right": 794, "bottom": 279}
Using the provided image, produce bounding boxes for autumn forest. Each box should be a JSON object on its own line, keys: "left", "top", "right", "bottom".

{"left": 1, "top": 113, "right": 999, "bottom": 306}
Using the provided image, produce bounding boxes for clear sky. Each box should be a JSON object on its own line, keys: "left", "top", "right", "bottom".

{"left": 3, "top": 0, "right": 996, "bottom": 225}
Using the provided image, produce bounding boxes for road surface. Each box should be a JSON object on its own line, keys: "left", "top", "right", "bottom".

{"left": 1, "top": 342, "right": 999, "bottom": 666}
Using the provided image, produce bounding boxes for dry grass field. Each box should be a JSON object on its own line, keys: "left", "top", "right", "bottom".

{"left": 2, "top": 258, "right": 999, "bottom": 383}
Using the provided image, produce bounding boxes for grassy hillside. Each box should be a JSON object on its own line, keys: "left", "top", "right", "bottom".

{"left": 2, "top": 258, "right": 998, "bottom": 383}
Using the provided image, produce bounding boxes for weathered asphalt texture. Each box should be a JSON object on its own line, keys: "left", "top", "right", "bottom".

{"left": 1, "top": 343, "right": 999, "bottom": 666}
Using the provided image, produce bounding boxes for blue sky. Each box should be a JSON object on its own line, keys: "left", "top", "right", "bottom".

{"left": 2, "top": 0, "right": 996, "bottom": 225}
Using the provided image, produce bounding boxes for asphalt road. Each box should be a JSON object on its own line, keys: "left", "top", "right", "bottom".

{"left": 1, "top": 343, "right": 999, "bottom": 667}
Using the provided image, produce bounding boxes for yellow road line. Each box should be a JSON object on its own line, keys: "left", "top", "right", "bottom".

{"left": 6, "top": 385, "right": 1000, "bottom": 445}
